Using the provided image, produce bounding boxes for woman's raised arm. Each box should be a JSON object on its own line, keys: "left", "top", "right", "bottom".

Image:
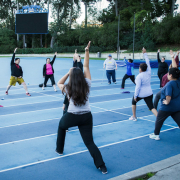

{"left": 84, "top": 41, "right": 91, "bottom": 80}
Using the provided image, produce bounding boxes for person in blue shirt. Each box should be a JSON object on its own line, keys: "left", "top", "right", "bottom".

{"left": 121, "top": 57, "right": 135, "bottom": 89}
{"left": 149, "top": 67, "right": 180, "bottom": 140}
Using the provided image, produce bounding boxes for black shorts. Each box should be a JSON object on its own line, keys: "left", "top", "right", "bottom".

{"left": 132, "top": 94, "right": 154, "bottom": 110}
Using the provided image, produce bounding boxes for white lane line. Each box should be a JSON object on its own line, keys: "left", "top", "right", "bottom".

{"left": 0, "top": 107, "right": 61, "bottom": 117}
{"left": 0, "top": 114, "right": 176, "bottom": 145}
{"left": 0, "top": 127, "right": 177, "bottom": 173}
{"left": 139, "top": 117, "right": 177, "bottom": 128}
{"left": 2, "top": 99, "right": 63, "bottom": 108}
{"left": 0, "top": 118, "right": 60, "bottom": 129}
{"left": 0, "top": 80, "right": 160, "bottom": 97}
{"left": 0, "top": 104, "right": 149, "bottom": 129}
{"left": 90, "top": 104, "right": 132, "bottom": 117}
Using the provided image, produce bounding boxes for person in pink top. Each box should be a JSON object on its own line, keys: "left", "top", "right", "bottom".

{"left": 154, "top": 50, "right": 179, "bottom": 109}
{"left": 42, "top": 52, "right": 57, "bottom": 91}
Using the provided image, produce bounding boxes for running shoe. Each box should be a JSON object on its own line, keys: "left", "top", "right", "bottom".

{"left": 99, "top": 165, "right": 108, "bottom": 174}
{"left": 108, "top": 83, "right": 111, "bottom": 85}
{"left": 149, "top": 133, "right": 160, "bottom": 140}
{"left": 26, "top": 93, "right": 31, "bottom": 96}
{"left": 129, "top": 116, "right": 137, "bottom": 121}
{"left": 5, "top": 91, "right": 8, "bottom": 95}
{"left": 42, "top": 87, "right": 45, "bottom": 90}
{"left": 114, "top": 82, "right": 117, "bottom": 84}
{"left": 54, "top": 89, "right": 57, "bottom": 92}
{"left": 55, "top": 150, "right": 63, "bottom": 155}
{"left": 120, "top": 88, "right": 124, "bottom": 89}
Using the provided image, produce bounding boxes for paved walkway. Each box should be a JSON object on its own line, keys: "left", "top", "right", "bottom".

{"left": 109, "top": 154, "right": 180, "bottom": 180}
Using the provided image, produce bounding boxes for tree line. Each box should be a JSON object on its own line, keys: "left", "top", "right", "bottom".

{"left": 0, "top": 0, "right": 179, "bottom": 54}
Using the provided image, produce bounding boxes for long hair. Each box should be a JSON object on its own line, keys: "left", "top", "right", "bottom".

{"left": 64, "top": 68, "right": 89, "bottom": 106}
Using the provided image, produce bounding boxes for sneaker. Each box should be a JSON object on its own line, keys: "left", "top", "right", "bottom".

{"left": 114, "top": 82, "right": 117, "bottom": 84}
{"left": 54, "top": 89, "right": 57, "bottom": 92}
{"left": 108, "top": 83, "right": 111, "bottom": 85}
{"left": 42, "top": 87, "right": 45, "bottom": 90}
{"left": 5, "top": 91, "right": 8, "bottom": 95}
{"left": 120, "top": 88, "right": 124, "bottom": 89}
{"left": 55, "top": 150, "right": 63, "bottom": 155}
{"left": 26, "top": 93, "right": 31, "bottom": 96}
{"left": 99, "top": 165, "right": 108, "bottom": 174}
{"left": 129, "top": 116, "right": 137, "bottom": 121}
{"left": 149, "top": 133, "right": 160, "bottom": 140}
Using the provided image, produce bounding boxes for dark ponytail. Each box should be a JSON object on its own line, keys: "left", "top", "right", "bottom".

{"left": 168, "top": 68, "right": 180, "bottom": 79}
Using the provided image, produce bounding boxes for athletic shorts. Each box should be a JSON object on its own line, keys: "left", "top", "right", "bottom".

{"left": 132, "top": 94, "right": 154, "bottom": 110}
{"left": 9, "top": 76, "right": 24, "bottom": 86}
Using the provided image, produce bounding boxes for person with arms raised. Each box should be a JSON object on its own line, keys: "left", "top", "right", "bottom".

{"left": 157, "top": 49, "right": 168, "bottom": 88}
{"left": 56, "top": 41, "right": 107, "bottom": 174}
{"left": 129, "top": 48, "right": 158, "bottom": 121}
{"left": 5, "top": 48, "right": 31, "bottom": 96}
{"left": 42, "top": 52, "right": 57, "bottom": 91}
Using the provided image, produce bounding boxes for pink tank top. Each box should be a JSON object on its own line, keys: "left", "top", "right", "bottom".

{"left": 46, "top": 64, "right": 53, "bottom": 75}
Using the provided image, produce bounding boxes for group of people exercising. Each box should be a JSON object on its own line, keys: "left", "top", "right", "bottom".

{"left": 5, "top": 44, "right": 180, "bottom": 174}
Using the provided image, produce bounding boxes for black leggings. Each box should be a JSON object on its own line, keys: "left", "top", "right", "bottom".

{"left": 121, "top": 74, "right": 135, "bottom": 88}
{"left": 56, "top": 112, "right": 105, "bottom": 168}
{"left": 132, "top": 94, "right": 154, "bottom": 110}
{"left": 44, "top": 74, "right": 55, "bottom": 86}
{"left": 154, "top": 110, "right": 180, "bottom": 135}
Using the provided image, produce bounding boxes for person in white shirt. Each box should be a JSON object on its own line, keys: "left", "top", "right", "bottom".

{"left": 129, "top": 48, "right": 158, "bottom": 121}
{"left": 103, "top": 54, "right": 117, "bottom": 84}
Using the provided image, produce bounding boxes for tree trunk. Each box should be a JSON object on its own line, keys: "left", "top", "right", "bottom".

{"left": 40, "top": 34, "right": 42, "bottom": 47}
{"left": 69, "top": 0, "right": 73, "bottom": 29}
{"left": 171, "top": 0, "right": 175, "bottom": 14}
{"left": 32, "top": 34, "right": 34, "bottom": 48}
{"left": 85, "top": 2, "right": 87, "bottom": 27}
{"left": 115, "top": 0, "right": 118, "bottom": 16}
{"left": 50, "top": 36, "right": 55, "bottom": 48}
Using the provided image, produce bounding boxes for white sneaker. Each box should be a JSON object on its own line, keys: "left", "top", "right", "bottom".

{"left": 149, "top": 133, "right": 160, "bottom": 140}
{"left": 54, "top": 89, "right": 57, "bottom": 92}
{"left": 42, "top": 87, "right": 45, "bottom": 90}
{"left": 129, "top": 116, "right": 137, "bottom": 121}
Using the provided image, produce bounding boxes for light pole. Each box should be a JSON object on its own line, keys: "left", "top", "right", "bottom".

{"left": 133, "top": 12, "right": 135, "bottom": 60}
{"left": 117, "top": 14, "right": 120, "bottom": 60}
{"left": 17, "top": 0, "right": 19, "bottom": 42}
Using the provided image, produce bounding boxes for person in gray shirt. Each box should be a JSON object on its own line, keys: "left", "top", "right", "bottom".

{"left": 103, "top": 54, "right": 117, "bottom": 84}
{"left": 56, "top": 41, "right": 107, "bottom": 174}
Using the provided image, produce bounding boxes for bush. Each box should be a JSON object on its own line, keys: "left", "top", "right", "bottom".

{"left": 14, "top": 46, "right": 111, "bottom": 54}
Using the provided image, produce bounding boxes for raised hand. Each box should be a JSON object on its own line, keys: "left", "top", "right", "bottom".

{"left": 158, "top": 49, "right": 160, "bottom": 53}
{"left": 177, "top": 51, "right": 180, "bottom": 55}
{"left": 55, "top": 52, "right": 57, "bottom": 56}
{"left": 169, "top": 50, "right": 174, "bottom": 58}
{"left": 14, "top": 48, "right": 18, "bottom": 53}
{"left": 85, "top": 41, "right": 91, "bottom": 51}
{"left": 75, "top": 49, "right": 77, "bottom": 53}
{"left": 142, "top": 47, "right": 146, "bottom": 54}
